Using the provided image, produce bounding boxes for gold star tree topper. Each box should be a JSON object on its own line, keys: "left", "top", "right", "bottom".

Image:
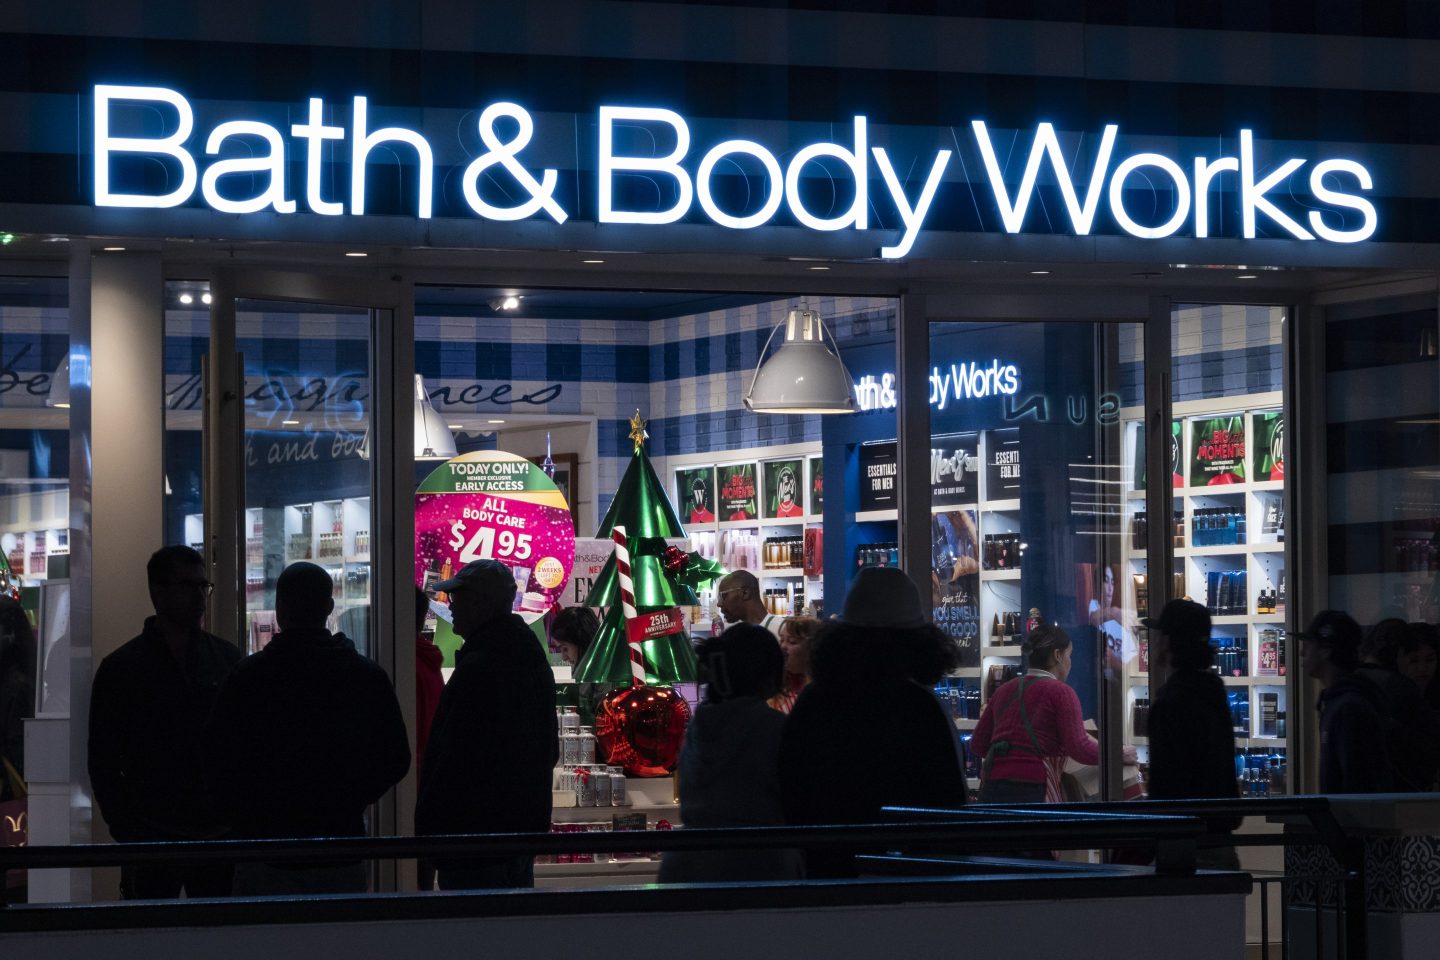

{"left": 628, "top": 410, "right": 649, "bottom": 453}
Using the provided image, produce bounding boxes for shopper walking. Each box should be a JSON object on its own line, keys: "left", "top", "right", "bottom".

{"left": 659, "top": 623, "right": 802, "bottom": 883}
{"left": 1143, "top": 599, "right": 1240, "bottom": 868}
{"left": 779, "top": 567, "right": 966, "bottom": 878}
{"left": 204, "top": 562, "right": 410, "bottom": 895}
{"left": 1297, "top": 610, "right": 1394, "bottom": 793}
{"left": 768, "top": 615, "right": 818, "bottom": 714}
{"left": 89, "top": 545, "right": 241, "bottom": 899}
{"left": 415, "top": 559, "right": 558, "bottom": 890}
{"left": 971, "top": 624, "right": 1136, "bottom": 804}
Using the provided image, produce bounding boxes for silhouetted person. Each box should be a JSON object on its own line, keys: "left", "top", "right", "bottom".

{"left": 716, "top": 570, "right": 783, "bottom": 636}
{"left": 89, "top": 545, "right": 240, "bottom": 899}
{"left": 414, "top": 585, "right": 444, "bottom": 892}
{"left": 1298, "top": 610, "right": 1393, "bottom": 793}
{"left": 0, "top": 598, "right": 36, "bottom": 796}
{"left": 205, "top": 562, "right": 409, "bottom": 895}
{"left": 415, "top": 560, "right": 557, "bottom": 890}
{"left": 780, "top": 568, "right": 966, "bottom": 878}
{"left": 659, "top": 624, "right": 802, "bottom": 883}
{"left": 1143, "top": 599, "right": 1240, "bottom": 867}
{"left": 1358, "top": 619, "right": 1440, "bottom": 791}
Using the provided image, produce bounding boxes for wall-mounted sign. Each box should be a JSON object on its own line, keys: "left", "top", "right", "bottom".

{"left": 93, "top": 86, "right": 1380, "bottom": 258}
{"left": 1189, "top": 416, "right": 1247, "bottom": 486}
{"left": 717, "top": 462, "right": 758, "bottom": 520}
{"left": 1252, "top": 411, "right": 1285, "bottom": 482}
{"left": 858, "top": 442, "right": 898, "bottom": 512}
{"left": 854, "top": 361, "right": 1020, "bottom": 412}
{"left": 763, "top": 459, "right": 805, "bottom": 519}
{"left": 675, "top": 466, "right": 716, "bottom": 524}
{"left": 983, "top": 428, "right": 1022, "bottom": 498}
{"left": 807, "top": 456, "right": 824, "bottom": 515}
{"left": 930, "top": 433, "right": 979, "bottom": 506}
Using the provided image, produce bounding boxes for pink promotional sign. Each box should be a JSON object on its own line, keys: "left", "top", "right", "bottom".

{"left": 415, "top": 451, "right": 576, "bottom": 625}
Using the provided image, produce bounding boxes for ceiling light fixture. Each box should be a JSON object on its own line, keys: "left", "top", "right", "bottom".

{"left": 345, "top": 251, "right": 367, "bottom": 257}
{"left": 1029, "top": 270, "right": 1051, "bottom": 275}
{"left": 487, "top": 419, "right": 506, "bottom": 424}
{"left": 1237, "top": 274, "right": 1258, "bottom": 280}
{"left": 743, "top": 307, "right": 855, "bottom": 415}
{"left": 103, "top": 246, "right": 125, "bottom": 252}
{"left": 582, "top": 259, "right": 605, "bottom": 264}
{"left": 46, "top": 356, "right": 70, "bottom": 409}
{"left": 414, "top": 374, "right": 458, "bottom": 460}
{"left": 202, "top": 292, "right": 213, "bottom": 305}
{"left": 282, "top": 419, "right": 300, "bottom": 426}
{"left": 488, "top": 295, "right": 523, "bottom": 311}
{"left": 178, "top": 293, "right": 194, "bottom": 305}
{"left": 808, "top": 265, "right": 830, "bottom": 271}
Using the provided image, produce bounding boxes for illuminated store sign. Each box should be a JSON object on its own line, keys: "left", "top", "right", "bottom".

{"left": 92, "top": 86, "right": 1380, "bottom": 257}
{"left": 854, "top": 360, "right": 1020, "bottom": 412}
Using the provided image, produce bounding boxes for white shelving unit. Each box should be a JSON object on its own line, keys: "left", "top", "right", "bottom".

{"left": 0, "top": 485, "right": 69, "bottom": 582}
{"left": 1121, "top": 396, "right": 1289, "bottom": 788}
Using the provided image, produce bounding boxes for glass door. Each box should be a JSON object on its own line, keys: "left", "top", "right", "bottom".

{"left": 925, "top": 318, "right": 1144, "bottom": 804}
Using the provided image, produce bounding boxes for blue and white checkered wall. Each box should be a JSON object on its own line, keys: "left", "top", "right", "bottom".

{"left": 1117, "top": 303, "right": 1285, "bottom": 407}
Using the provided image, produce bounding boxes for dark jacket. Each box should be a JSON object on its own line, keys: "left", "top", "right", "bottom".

{"left": 88, "top": 618, "right": 241, "bottom": 841}
{"left": 415, "top": 613, "right": 557, "bottom": 837}
{"left": 659, "top": 696, "right": 802, "bottom": 883}
{"left": 1147, "top": 669, "right": 1241, "bottom": 828}
{"left": 203, "top": 628, "right": 410, "bottom": 840}
{"left": 779, "top": 635, "right": 966, "bottom": 878}
{"left": 1355, "top": 663, "right": 1440, "bottom": 791}
{"left": 1317, "top": 672, "right": 1394, "bottom": 794}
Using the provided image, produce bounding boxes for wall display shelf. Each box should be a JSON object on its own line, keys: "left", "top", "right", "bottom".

{"left": 1121, "top": 397, "right": 1290, "bottom": 792}
{"left": 0, "top": 486, "right": 70, "bottom": 582}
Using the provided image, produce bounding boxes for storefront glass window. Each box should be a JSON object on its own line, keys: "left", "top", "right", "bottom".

{"left": 237, "top": 300, "right": 371, "bottom": 656}
{"left": 163, "top": 281, "right": 208, "bottom": 552}
{"left": 927, "top": 319, "right": 1139, "bottom": 802}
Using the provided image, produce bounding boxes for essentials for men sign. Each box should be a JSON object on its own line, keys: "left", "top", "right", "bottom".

{"left": 92, "top": 85, "right": 1380, "bottom": 258}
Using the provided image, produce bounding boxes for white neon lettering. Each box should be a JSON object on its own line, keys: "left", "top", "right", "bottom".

{"left": 1108, "top": 152, "right": 1191, "bottom": 239}
{"left": 971, "top": 121, "right": 1117, "bottom": 235}
{"left": 94, "top": 84, "right": 197, "bottom": 208}
{"left": 784, "top": 116, "right": 869, "bottom": 232}
{"left": 860, "top": 361, "right": 1018, "bottom": 412}
{"left": 1307, "top": 159, "right": 1377, "bottom": 243}
{"left": 695, "top": 140, "right": 783, "bottom": 229}
{"left": 598, "top": 106, "right": 693, "bottom": 225}
{"left": 349, "top": 96, "right": 433, "bottom": 218}
{"left": 872, "top": 147, "right": 951, "bottom": 259}
{"left": 201, "top": 120, "right": 295, "bottom": 214}
{"left": 1193, "top": 155, "right": 1240, "bottom": 238}
{"left": 1240, "top": 129, "right": 1313, "bottom": 240}
{"left": 460, "top": 102, "right": 567, "bottom": 223}
{"left": 290, "top": 98, "right": 345, "bottom": 216}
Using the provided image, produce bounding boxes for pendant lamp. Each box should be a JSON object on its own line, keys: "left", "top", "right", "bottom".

{"left": 45, "top": 356, "right": 69, "bottom": 408}
{"left": 413, "top": 373, "right": 458, "bottom": 460}
{"left": 743, "top": 308, "right": 855, "bottom": 414}
{"left": 357, "top": 374, "right": 457, "bottom": 461}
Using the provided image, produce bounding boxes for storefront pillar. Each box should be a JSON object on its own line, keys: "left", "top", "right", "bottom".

{"left": 59, "top": 247, "right": 166, "bottom": 900}
{"left": 896, "top": 292, "right": 931, "bottom": 605}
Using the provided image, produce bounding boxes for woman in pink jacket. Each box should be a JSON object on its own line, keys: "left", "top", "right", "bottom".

{"left": 971, "top": 625, "right": 1135, "bottom": 804}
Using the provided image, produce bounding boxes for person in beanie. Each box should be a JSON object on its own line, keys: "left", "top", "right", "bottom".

{"left": 1143, "top": 599, "right": 1240, "bottom": 867}
{"left": 1297, "top": 610, "right": 1394, "bottom": 793}
{"left": 779, "top": 567, "right": 966, "bottom": 878}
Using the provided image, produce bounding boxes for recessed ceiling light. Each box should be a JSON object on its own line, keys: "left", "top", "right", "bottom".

{"left": 487, "top": 419, "right": 506, "bottom": 424}
{"left": 345, "top": 251, "right": 367, "bottom": 257}
{"left": 447, "top": 423, "right": 465, "bottom": 429}
{"left": 1029, "top": 270, "right": 1051, "bottom": 275}
{"left": 178, "top": 293, "right": 194, "bottom": 305}
{"left": 201, "top": 292, "right": 213, "bottom": 305}
{"left": 103, "top": 246, "right": 125, "bottom": 252}
{"left": 282, "top": 419, "right": 300, "bottom": 426}
{"left": 808, "top": 265, "right": 830, "bottom": 271}
{"left": 1237, "top": 274, "right": 1258, "bottom": 280}
{"left": 582, "top": 259, "right": 605, "bottom": 264}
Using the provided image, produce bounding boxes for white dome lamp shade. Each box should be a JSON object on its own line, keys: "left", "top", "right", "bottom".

{"left": 743, "top": 308, "right": 856, "bottom": 415}
{"left": 357, "top": 374, "right": 458, "bottom": 461}
{"left": 413, "top": 373, "right": 458, "bottom": 460}
{"left": 45, "top": 355, "right": 70, "bottom": 408}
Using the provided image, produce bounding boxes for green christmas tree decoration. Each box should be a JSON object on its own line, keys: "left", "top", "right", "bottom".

{"left": 574, "top": 411, "right": 722, "bottom": 684}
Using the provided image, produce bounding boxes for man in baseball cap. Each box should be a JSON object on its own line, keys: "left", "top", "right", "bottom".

{"left": 415, "top": 560, "right": 558, "bottom": 889}
{"left": 1294, "top": 610, "right": 1394, "bottom": 793}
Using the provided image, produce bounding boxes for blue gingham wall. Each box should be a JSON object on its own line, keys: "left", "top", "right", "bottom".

{"left": 1116, "top": 304, "right": 1284, "bottom": 408}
